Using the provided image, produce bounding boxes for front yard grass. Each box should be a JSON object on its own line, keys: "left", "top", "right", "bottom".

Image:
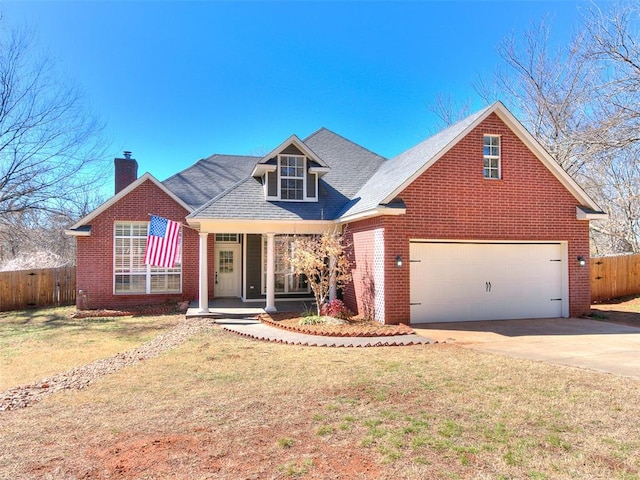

{"left": 1, "top": 309, "right": 639, "bottom": 479}
{"left": 0, "top": 306, "right": 181, "bottom": 389}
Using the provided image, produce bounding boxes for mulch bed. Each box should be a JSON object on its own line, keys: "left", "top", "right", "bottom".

{"left": 260, "top": 312, "right": 415, "bottom": 337}
{"left": 71, "top": 303, "right": 188, "bottom": 319}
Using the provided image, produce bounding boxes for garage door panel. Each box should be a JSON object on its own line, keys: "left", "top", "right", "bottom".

{"left": 410, "top": 242, "right": 565, "bottom": 323}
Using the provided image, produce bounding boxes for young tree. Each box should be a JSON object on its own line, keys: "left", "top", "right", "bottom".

{"left": 287, "top": 229, "right": 352, "bottom": 317}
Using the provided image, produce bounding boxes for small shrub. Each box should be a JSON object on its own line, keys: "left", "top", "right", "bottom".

{"left": 299, "top": 315, "right": 324, "bottom": 326}
{"left": 320, "top": 299, "right": 353, "bottom": 320}
{"left": 299, "top": 315, "right": 347, "bottom": 326}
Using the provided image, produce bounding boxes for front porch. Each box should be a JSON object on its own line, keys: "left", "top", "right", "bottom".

{"left": 186, "top": 298, "right": 312, "bottom": 319}
{"left": 192, "top": 226, "right": 335, "bottom": 317}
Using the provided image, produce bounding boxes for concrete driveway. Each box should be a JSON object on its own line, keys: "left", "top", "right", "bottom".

{"left": 413, "top": 318, "right": 640, "bottom": 379}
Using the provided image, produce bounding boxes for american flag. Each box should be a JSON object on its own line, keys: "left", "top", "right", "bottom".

{"left": 144, "top": 215, "right": 181, "bottom": 268}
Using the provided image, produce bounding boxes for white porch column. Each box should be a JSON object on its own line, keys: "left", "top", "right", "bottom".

{"left": 265, "top": 232, "right": 276, "bottom": 313}
{"left": 198, "top": 232, "right": 209, "bottom": 313}
{"left": 329, "top": 255, "right": 337, "bottom": 302}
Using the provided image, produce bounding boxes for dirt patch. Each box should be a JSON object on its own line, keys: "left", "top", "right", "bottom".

{"left": 82, "top": 429, "right": 381, "bottom": 479}
{"left": 261, "top": 312, "right": 415, "bottom": 337}
{"left": 590, "top": 295, "right": 640, "bottom": 328}
{"left": 87, "top": 434, "right": 207, "bottom": 478}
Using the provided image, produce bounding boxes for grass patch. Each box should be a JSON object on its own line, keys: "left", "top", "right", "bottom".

{"left": 278, "top": 458, "right": 313, "bottom": 477}
{"left": 0, "top": 306, "right": 181, "bottom": 389}
{"left": 277, "top": 437, "right": 294, "bottom": 448}
{"left": 316, "top": 425, "right": 335, "bottom": 436}
{"left": 1, "top": 308, "right": 640, "bottom": 479}
{"left": 0, "top": 307, "right": 183, "bottom": 391}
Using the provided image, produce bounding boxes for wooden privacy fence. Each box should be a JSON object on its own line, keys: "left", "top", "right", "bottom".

{"left": 591, "top": 254, "right": 640, "bottom": 302}
{"left": 0, "top": 266, "right": 76, "bottom": 311}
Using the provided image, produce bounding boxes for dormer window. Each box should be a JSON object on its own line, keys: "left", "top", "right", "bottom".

{"left": 261, "top": 153, "right": 321, "bottom": 202}
{"left": 252, "top": 137, "right": 330, "bottom": 202}
{"left": 280, "top": 155, "right": 305, "bottom": 200}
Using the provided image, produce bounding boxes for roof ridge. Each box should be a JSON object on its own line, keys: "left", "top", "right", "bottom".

{"left": 302, "top": 127, "right": 329, "bottom": 141}
{"left": 202, "top": 153, "right": 261, "bottom": 160}
{"left": 304, "top": 127, "right": 387, "bottom": 161}
{"left": 338, "top": 103, "right": 497, "bottom": 220}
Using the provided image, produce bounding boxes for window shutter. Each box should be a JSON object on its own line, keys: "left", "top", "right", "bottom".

{"left": 306, "top": 171, "right": 316, "bottom": 198}
{"left": 267, "top": 171, "right": 278, "bottom": 197}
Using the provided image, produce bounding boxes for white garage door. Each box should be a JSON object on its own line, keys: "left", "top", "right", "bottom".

{"left": 409, "top": 242, "right": 566, "bottom": 323}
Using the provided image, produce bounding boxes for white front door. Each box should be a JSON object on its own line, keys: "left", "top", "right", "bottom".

{"left": 214, "top": 244, "right": 241, "bottom": 297}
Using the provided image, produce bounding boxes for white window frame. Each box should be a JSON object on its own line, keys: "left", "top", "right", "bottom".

{"left": 261, "top": 235, "right": 311, "bottom": 294}
{"left": 279, "top": 154, "right": 306, "bottom": 200}
{"left": 114, "top": 221, "right": 182, "bottom": 295}
{"left": 215, "top": 233, "right": 239, "bottom": 243}
{"left": 483, "top": 134, "right": 501, "bottom": 179}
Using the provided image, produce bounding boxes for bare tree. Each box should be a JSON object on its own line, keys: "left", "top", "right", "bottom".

{"left": 0, "top": 21, "right": 107, "bottom": 221}
{"left": 427, "top": 92, "right": 474, "bottom": 133}
{"left": 0, "top": 19, "right": 108, "bottom": 270}
{"left": 429, "top": 4, "right": 640, "bottom": 255}
{"left": 476, "top": 17, "right": 605, "bottom": 176}
{"left": 584, "top": 2, "right": 640, "bottom": 147}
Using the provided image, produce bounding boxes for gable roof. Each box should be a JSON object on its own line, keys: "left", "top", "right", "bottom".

{"left": 251, "top": 134, "right": 329, "bottom": 178}
{"left": 70, "top": 103, "right": 604, "bottom": 233}
{"left": 339, "top": 101, "right": 604, "bottom": 221}
{"left": 189, "top": 128, "right": 386, "bottom": 221}
{"left": 66, "top": 173, "right": 193, "bottom": 236}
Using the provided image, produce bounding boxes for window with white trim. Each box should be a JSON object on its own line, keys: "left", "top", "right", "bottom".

{"left": 279, "top": 155, "right": 305, "bottom": 200}
{"left": 483, "top": 135, "right": 501, "bottom": 179}
{"left": 215, "top": 233, "right": 238, "bottom": 243}
{"left": 262, "top": 236, "right": 310, "bottom": 294}
{"left": 114, "top": 222, "right": 182, "bottom": 294}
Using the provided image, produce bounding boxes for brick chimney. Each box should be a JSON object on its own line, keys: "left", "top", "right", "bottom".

{"left": 114, "top": 151, "right": 138, "bottom": 194}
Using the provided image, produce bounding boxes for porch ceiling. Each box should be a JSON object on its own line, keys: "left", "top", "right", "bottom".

{"left": 187, "top": 218, "right": 335, "bottom": 234}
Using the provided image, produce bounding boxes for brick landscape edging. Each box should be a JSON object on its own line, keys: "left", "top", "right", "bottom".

{"left": 259, "top": 315, "right": 415, "bottom": 337}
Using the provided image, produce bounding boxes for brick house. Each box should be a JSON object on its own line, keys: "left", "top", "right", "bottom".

{"left": 67, "top": 102, "right": 605, "bottom": 324}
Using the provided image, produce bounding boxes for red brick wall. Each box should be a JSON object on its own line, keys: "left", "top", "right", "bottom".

{"left": 343, "top": 219, "right": 382, "bottom": 319}
{"left": 75, "top": 179, "right": 215, "bottom": 310}
{"left": 346, "top": 113, "right": 591, "bottom": 324}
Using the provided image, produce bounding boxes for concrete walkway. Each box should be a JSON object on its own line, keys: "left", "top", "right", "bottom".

{"left": 218, "top": 319, "right": 433, "bottom": 347}
{"left": 413, "top": 318, "right": 640, "bottom": 379}
{"left": 187, "top": 299, "right": 433, "bottom": 347}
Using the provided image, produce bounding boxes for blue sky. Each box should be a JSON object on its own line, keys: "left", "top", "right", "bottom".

{"left": 3, "top": 1, "right": 583, "bottom": 193}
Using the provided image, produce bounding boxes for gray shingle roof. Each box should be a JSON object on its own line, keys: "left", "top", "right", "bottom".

{"left": 166, "top": 108, "right": 503, "bottom": 222}
{"left": 188, "top": 128, "right": 387, "bottom": 221}
{"left": 302, "top": 128, "right": 386, "bottom": 200}
{"left": 339, "top": 104, "right": 493, "bottom": 218}
{"left": 163, "top": 154, "right": 259, "bottom": 210}
{"left": 189, "top": 176, "right": 343, "bottom": 220}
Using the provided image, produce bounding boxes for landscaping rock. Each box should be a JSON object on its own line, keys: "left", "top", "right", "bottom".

{"left": 0, "top": 317, "right": 214, "bottom": 412}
